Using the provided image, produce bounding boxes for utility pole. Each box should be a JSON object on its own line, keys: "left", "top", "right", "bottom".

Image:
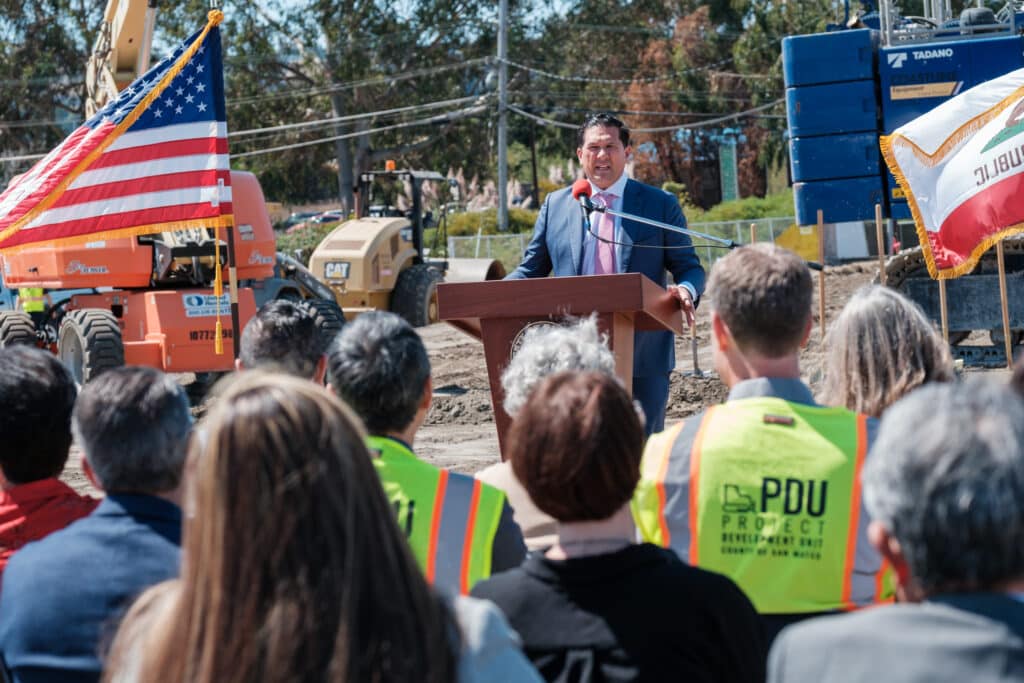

{"left": 497, "top": 0, "right": 509, "bottom": 231}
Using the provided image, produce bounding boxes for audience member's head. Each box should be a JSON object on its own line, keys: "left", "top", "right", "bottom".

{"left": 864, "top": 379, "right": 1024, "bottom": 600}
{"left": 821, "top": 285, "right": 953, "bottom": 417}
{"left": 501, "top": 316, "right": 615, "bottom": 416}
{"left": 238, "top": 299, "right": 329, "bottom": 381}
{"left": 105, "top": 372, "right": 456, "bottom": 682}
{"left": 510, "top": 371, "right": 643, "bottom": 522}
{"left": 0, "top": 346, "right": 77, "bottom": 486}
{"left": 327, "top": 311, "right": 430, "bottom": 438}
{"left": 72, "top": 367, "right": 191, "bottom": 496}
{"left": 707, "top": 244, "right": 812, "bottom": 383}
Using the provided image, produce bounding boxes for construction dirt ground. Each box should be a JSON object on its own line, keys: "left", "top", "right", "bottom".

{"left": 60, "top": 260, "right": 1005, "bottom": 494}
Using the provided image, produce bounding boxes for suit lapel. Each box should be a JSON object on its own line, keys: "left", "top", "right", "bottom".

{"left": 568, "top": 191, "right": 585, "bottom": 275}
{"left": 618, "top": 179, "right": 638, "bottom": 272}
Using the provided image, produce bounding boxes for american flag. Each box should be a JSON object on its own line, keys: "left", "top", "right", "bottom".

{"left": 0, "top": 11, "right": 232, "bottom": 252}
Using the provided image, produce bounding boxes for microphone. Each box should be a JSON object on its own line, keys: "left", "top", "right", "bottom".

{"left": 571, "top": 179, "right": 595, "bottom": 213}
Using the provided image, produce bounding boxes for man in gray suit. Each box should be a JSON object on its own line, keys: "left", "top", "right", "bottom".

{"left": 768, "top": 379, "right": 1024, "bottom": 681}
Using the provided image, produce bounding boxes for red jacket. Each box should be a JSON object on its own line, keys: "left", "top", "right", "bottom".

{"left": 0, "top": 478, "right": 98, "bottom": 573}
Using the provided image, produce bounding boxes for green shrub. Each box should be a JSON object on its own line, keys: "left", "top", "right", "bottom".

{"left": 696, "top": 192, "right": 794, "bottom": 222}
{"left": 445, "top": 208, "right": 539, "bottom": 236}
{"left": 275, "top": 221, "right": 340, "bottom": 262}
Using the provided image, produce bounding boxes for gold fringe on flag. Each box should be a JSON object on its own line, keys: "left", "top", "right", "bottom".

{"left": 213, "top": 224, "right": 224, "bottom": 355}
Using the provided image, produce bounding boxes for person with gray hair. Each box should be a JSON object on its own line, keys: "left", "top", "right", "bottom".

{"left": 477, "top": 316, "right": 616, "bottom": 550}
{"left": 768, "top": 379, "right": 1024, "bottom": 681}
{"left": 0, "top": 367, "right": 190, "bottom": 683}
{"left": 326, "top": 311, "right": 524, "bottom": 595}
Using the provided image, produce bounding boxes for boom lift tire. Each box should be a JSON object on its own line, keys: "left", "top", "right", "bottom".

{"left": 58, "top": 309, "right": 124, "bottom": 384}
{"left": 0, "top": 311, "right": 37, "bottom": 347}
{"left": 391, "top": 264, "right": 442, "bottom": 328}
{"left": 302, "top": 299, "right": 346, "bottom": 344}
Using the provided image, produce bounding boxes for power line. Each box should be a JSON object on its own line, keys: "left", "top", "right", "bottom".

{"left": 226, "top": 58, "right": 491, "bottom": 107}
{"left": 229, "top": 95, "right": 488, "bottom": 138}
{"left": 503, "top": 57, "right": 735, "bottom": 84}
{"left": 231, "top": 104, "right": 488, "bottom": 158}
{"left": 507, "top": 99, "right": 784, "bottom": 132}
{"left": 512, "top": 103, "right": 786, "bottom": 120}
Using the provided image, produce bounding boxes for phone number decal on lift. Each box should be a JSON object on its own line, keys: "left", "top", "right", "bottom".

{"left": 189, "top": 329, "right": 233, "bottom": 342}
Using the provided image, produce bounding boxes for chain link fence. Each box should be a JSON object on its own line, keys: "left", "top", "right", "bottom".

{"left": 446, "top": 216, "right": 796, "bottom": 270}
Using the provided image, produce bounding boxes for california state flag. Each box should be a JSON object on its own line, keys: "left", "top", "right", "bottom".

{"left": 882, "top": 67, "right": 1024, "bottom": 278}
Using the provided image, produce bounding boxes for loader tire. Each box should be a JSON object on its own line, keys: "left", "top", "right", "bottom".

{"left": 0, "top": 311, "right": 37, "bottom": 347}
{"left": 391, "top": 264, "right": 442, "bottom": 328}
{"left": 58, "top": 309, "right": 124, "bottom": 384}
{"left": 302, "top": 299, "right": 346, "bottom": 347}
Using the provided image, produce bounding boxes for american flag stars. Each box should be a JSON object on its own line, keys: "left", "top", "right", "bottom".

{"left": 137, "top": 50, "right": 216, "bottom": 127}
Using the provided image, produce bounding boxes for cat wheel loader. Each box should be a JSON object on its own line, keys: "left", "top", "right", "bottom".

{"left": 307, "top": 166, "right": 505, "bottom": 327}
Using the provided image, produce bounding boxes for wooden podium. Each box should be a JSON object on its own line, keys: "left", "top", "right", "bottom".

{"left": 437, "top": 273, "right": 684, "bottom": 457}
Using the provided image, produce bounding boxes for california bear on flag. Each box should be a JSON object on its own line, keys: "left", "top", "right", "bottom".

{"left": 881, "top": 68, "right": 1024, "bottom": 279}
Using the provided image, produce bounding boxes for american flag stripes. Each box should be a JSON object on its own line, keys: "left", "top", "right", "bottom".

{"left": 0, "top": 11, "right": 232, "bottom": 252}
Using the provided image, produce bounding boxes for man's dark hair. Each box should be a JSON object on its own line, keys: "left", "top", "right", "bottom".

{"left": 577, "top": 112, "right": 630, "bottom": 147}
{"left": 239, "top": 300, "right": 327, "bottom": 379}
{"left": 72, "top": 367, "right": 191, "bottom": 494}
{"left": 326, "top": 311, "right": 429, "bottom": 435}
{"left": 0, "top": 346, "right": 77, "bottom": 484}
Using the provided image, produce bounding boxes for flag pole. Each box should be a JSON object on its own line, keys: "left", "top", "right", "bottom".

{"left": 938, "top": 278, "right": 949, "bottom": 344}
{"left": 226, "top": 219, "right": 241, "bottom": 360}
{"left": 817, "top": 210, "right": 826, "bottom": 342}
{"left": 875, "top": 203, "right": 887, "bottom": 286}
{"left": 997, "top": 240, "right": 1014, "bottom": 368}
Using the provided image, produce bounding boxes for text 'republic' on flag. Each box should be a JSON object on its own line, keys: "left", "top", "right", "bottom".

{"left": 0, "top": 10, "right": 231, "bottom": 253}
{"left": 881, "top": 67, "right": 1024, "bottom": 279}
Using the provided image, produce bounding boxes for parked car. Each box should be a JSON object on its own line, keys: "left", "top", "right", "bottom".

{"left": 281, "top": 211, "right": 319, "bottom": 230}
{"left": 309, "top": 211, "right": 344, "bottom": 225}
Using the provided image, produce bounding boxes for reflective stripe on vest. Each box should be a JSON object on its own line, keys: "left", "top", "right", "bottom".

{"left": 633, "top": 398, "right": 889, "bottom": 613}
{"left": 368, "top": 436, "right": 504, "bottom": 595}
{"left": 19, "top": 288, "right": 45, "bottom": 313}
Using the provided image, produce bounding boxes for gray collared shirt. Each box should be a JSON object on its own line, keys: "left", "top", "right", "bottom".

{"left": 726, "top": 377, "right": 818, "bottom": 406}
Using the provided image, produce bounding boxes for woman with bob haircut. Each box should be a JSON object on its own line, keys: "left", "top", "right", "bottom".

{"left": 821, "top": 285, "right": 954, "bottom": 417}
{"left": 102, "top": 371, "right": 540, "bottom": 683}
{"left": 471, "top": 371, "right": 766, "bottom": 682}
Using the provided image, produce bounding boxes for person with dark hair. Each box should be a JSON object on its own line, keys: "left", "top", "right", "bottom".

{"left": 632, "top": 244, "right": 891, "bottom": 643}
{"left": 472, "top": 371, "right": 765, "bottom": 682}
{"left": 0, "top": 346, "right": 96, "bottom": 575}
{"left": 327, "top": 311, "right": 525, "bottom": 595}
{"left": 237, "top": 299, "right": 333, "bottom": 381}
{"left": 102, "top": 372, "right": 541, "bottom": 683}
{"left": 0, "top": 367, "right": 191, "bottom": 683}
{"left": 770, "top": 380, "right": 1024, "bottom": 681}
{"left": 506, "top": 112, "right": 705, "bottom": 435}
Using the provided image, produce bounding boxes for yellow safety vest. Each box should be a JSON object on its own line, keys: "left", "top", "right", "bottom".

{"left": 18, "top": 288, "right": 45, "bottom": 314}
{"left": 367, "top": 435, "right": 506, "bottom": 595}
{"left": 633, "top": 397, "right": 893, "bottom": 614}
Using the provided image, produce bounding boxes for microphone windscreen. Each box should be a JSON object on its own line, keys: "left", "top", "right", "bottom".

{"left": 571, "top": 179, "right": 591, "bottom": 200}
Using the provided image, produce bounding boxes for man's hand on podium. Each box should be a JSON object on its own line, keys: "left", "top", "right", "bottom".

{"left": 670, "top": 285, "right": 696, "bottom": 330}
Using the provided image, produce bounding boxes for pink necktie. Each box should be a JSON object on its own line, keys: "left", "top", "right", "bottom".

{"left": 594, "top": 192, "right": 617, "bottom": 275}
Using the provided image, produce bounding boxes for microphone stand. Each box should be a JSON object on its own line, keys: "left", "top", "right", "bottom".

{"left": 582, "top": 196, "right": 736, "bottom": 248}
{"left": 580, "top": 196, "right": 823, "bottom": 271}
